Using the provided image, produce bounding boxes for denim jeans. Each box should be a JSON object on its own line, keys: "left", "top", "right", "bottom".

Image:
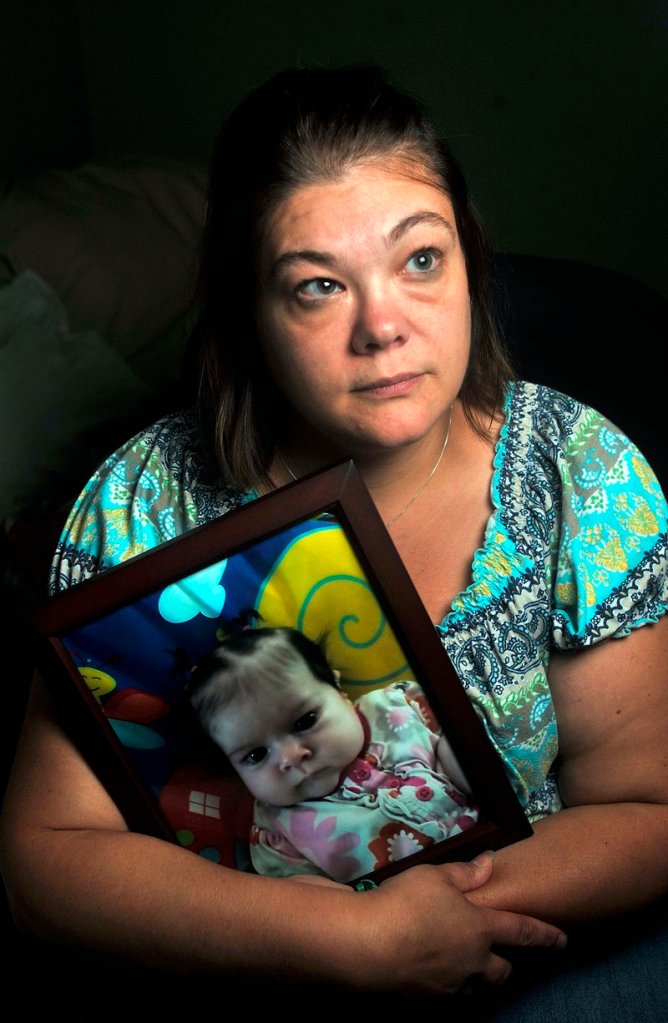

{"left": 463, "top": 897, "right": 668, "bottom": 1022}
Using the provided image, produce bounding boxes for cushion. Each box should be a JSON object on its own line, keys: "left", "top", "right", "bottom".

{"left": 0, "top": 157, "right": 208, "bottom": 363}
{"left": 0, "top": 270, "right": 154, "bottom": 522}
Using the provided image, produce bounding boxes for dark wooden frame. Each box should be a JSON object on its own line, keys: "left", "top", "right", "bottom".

{"left": 25, "top": 460, "right": 532, "bottom": 885}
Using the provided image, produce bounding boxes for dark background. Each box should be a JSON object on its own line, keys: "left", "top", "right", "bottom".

{"left": 1, "top": 1, "right": 667, "bottom": 1005}
{"left": 3, "top": 1, "right": 667, "bottom": 301}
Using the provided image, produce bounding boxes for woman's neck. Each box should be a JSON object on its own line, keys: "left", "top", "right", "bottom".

{"left": 272, "top": 404, "right": 462, "bottom": 527}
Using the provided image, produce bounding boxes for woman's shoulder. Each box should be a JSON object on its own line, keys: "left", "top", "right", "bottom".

{"left": 50, "top": 408, "right": 253, "bottom": 592}
{"left": 503, "top": 379, "right": 621, "bottom": 452}
{"left": 499, "top": 380, "right": 666, "bottom": 511}
{"left": 497, "top": 380, "right": 667, "bottom": 638}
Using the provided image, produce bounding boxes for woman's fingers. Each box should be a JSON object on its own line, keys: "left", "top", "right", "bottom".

{"left": 439, "top": 851, "right": 496, "bottom": 892}
{"left": 486, "top": 905, "right": 567, "bottom": 952}
{"left": 281, "top": 857, "right": 566, "bottom": 996}
{"left": 479, "top": 951, "right": 514, "bottom": 987}
{"left": 440, "top": 855, "right": 567, "bottom": 951}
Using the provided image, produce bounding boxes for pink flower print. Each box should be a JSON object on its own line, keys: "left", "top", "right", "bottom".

{"left": 415, "top": 786, "right": 433, "bottom": 801}
{"left": 285, "top": 806, "right": 361, "bottom": 881}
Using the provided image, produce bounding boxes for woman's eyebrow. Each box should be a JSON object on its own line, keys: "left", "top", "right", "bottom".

{"left": 388, "top": 211, "right": 456, "bottom": 246}
{"left": 269, "top": 211, "right": 454, "bottom": 280}
{"left": 271, "top": 249, "right": 340, "bottom": 279}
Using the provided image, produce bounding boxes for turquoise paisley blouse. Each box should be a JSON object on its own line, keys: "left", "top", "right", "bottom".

{"left": 50, "top": 382, "right": 668, "bottom": 822}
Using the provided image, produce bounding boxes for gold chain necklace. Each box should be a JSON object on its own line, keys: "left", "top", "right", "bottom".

{"left": 276, "top": 403, "right": 454, "bottom": 528}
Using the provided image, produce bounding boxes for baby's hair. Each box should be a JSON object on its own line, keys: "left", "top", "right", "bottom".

{"left": 188, "top": 626, "right": 337, "bottom": 728}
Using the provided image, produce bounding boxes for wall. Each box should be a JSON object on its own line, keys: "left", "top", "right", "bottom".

{"left": 0, "top": 1, "right": 90, "bottom": 177}
{"left": 75, "top": 0, "right": 668, "bottom": 300}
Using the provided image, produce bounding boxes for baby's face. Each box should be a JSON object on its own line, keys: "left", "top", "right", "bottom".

{"left": 208, "top": 662, "right": 365, "bottom": 806}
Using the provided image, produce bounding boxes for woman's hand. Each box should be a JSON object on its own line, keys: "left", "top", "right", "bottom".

{"left": 287, "top": 853, "right": 567, "bottom": 995}
{"left": 339, "top": 853, "right": 566, "bottom": 996}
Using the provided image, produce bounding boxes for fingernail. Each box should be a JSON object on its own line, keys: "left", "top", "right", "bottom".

{"left": 472, "top": 849, "right": 495, "bottom": 865}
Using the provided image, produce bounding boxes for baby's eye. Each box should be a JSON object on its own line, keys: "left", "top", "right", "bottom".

{"left": 293, "top": 710, "right": 318, "bottom": 733}
{"left": 296, "top": 278, "right": 342, "bottom": 301}
{"left": 405, "top": 248, "right": 440, "bottom": 273}
{"left": 242, "top": 746, "right": 268, "bottom": 766}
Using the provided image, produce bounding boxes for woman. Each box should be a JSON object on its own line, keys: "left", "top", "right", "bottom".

{"left": 1, "top": 65, "right": 667, "bottom": 1016}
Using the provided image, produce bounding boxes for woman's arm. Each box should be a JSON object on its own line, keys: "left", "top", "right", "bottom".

{"left": 466, "top": 615, "right": 668, "bottom": 922}
{"left": 0, "top": 676, "right": 566, "bottom": 996}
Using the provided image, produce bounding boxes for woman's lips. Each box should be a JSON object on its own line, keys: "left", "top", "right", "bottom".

{"left": 353, "top": 373, "right": 423, "bottom": 398}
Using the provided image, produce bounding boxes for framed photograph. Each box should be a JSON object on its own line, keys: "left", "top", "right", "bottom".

{"left": 25, "top": 460, "right": 531, "bottom": 887}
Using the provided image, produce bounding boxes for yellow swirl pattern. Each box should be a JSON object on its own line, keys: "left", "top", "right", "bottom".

{"left": 256, "top": 525, "right": 415, "bottom": 697}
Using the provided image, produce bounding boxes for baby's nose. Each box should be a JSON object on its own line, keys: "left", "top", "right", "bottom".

{"left": 279, "top": 739, "right": 311, "bottom": 771}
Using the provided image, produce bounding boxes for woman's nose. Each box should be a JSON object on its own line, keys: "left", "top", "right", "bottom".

{"left": 350, "top": 285, "right": 410, "bottom": 354}
{"left": 279, "top": 739, "right": 311, "bottom": 771}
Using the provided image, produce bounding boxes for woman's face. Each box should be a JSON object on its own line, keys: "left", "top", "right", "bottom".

{"left": 255, "top": 161, "right": 471, "bottom": 460}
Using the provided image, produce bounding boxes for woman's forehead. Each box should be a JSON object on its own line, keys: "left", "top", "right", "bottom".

{"left": 261, "top": 162, "right": 455, "bottom": 262}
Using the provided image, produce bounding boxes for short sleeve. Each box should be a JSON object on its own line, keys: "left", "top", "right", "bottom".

{"left": 551, "top": 412, "right": 668, "bottom": 647}
{"left": 49, "top": 410, "right": 251, "bottom": 593}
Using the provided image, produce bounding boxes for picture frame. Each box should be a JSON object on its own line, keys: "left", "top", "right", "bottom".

{"left": 25, "top": 459, "right": 532, "bottom": 887}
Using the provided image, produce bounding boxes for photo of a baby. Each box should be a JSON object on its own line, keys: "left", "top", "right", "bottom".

{"left": 187, "top": 625, "right": 479, "bottom": 883}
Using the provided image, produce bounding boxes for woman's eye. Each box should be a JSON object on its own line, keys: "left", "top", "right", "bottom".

{"left": 296, "top": 278, "right": 342, "bottom": 301}
{"left": 294, "top": 710, "right": 318, "bottom": 733}
{"left": 405, "top": 248, "right": 440, "bottom": 273}
{"left": 242, "top": 746, "right": 267, "bottom": 766}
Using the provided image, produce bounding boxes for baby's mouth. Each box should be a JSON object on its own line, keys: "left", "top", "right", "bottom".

{"left": 299, "top": 765, "right": 336, "bottom": 794}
